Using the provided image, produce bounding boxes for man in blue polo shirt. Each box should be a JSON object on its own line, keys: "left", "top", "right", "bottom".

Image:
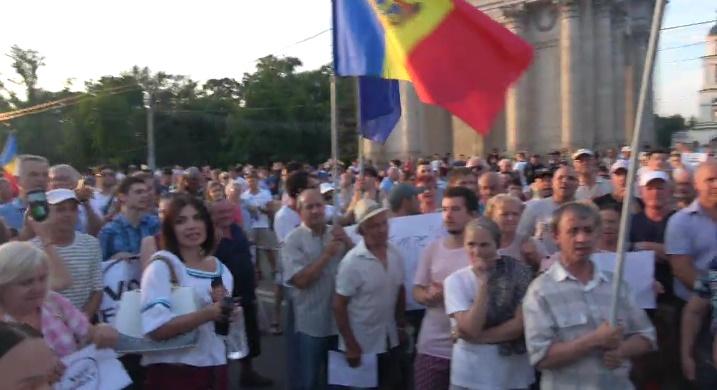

{"left": 667, "top": 161, "right": 717, "bottom": 389}
{"left": 0, "top": 154, "right": 49, "bottom": 239}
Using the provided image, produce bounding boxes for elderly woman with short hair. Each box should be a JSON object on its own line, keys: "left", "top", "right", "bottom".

{"left": 484, "top": 194, "right": 547, "bottom": 273}
{"left": 0, "top": 242, "right": 117, "bottom": 359}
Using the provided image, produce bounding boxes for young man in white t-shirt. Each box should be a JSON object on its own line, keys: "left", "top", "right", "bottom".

{"left": 242, "top": 172, "right": 279, "bottom": 278}
{"left": 412, "top": 187, "right": 477, "bottom": 389}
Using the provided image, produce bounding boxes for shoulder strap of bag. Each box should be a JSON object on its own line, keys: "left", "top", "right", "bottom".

{"left": 150, "top": 255, "right": 179, "bottom": 286}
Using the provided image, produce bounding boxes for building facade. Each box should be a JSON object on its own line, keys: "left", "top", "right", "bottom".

{"left": 363, "top": 0, "right": 657, "bottom": 164}
{"left": 672, "top": 22, "right": 717, "bottom": 148}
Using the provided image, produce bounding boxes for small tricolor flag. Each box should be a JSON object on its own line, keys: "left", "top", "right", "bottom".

{"left": 333, "top": 0, "right": 533, "bottom": 135}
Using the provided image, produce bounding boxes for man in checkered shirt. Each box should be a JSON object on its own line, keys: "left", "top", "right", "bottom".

{"left": 522, "top": 202, "right": 656, "bottom": 389}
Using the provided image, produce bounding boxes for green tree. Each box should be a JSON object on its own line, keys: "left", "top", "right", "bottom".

{"left": 655, "top": 114, "right": 686, "bottom": 148}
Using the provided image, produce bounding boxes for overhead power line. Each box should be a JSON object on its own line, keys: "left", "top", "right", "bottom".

{"left": 661, "top": 19, "right": 715, "bottom": 31}
{"left": 0, "top": 84, "right": 140, "bottom": 122}
{"left": 659, "top": 42, "right": 704, "bottom": 51}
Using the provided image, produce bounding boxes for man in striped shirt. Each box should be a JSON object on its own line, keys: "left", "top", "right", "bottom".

{"left": 283, "top": 189, "right": 352, "bottom": 390}
{"left": 31, "top": 189, "right": 103, "bottom": 319}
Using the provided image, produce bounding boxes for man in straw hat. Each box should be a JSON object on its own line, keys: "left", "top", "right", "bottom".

{"left": 334, "top": 199, "right": 406, "bottom": 388}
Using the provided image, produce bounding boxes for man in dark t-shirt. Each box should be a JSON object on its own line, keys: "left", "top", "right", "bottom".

{"left": 628, "top": 170, "right": 688, "bottom": 388}
{"left": 212, "top": 201, "right": 273, "bottom": 387}
{"left": 594, "top": 160, "right": 644, "bottom": 211}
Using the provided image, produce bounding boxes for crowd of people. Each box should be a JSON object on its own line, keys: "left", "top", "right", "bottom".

{"left": 0, "top": 141, "right": 715, "bottom": 390}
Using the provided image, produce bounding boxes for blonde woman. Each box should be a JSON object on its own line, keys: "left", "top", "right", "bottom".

{"left": 485, "top": 194, "right": 547, "bottom": 273}
{"left": 0, "top": 242, "right": 117, "bottom": 359}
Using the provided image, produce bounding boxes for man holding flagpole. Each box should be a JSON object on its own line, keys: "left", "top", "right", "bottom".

{"left": 523, "top": 202, "right": 655, "bottom": 388}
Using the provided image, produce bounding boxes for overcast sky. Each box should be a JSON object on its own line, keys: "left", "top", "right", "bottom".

{"left": 0, "top": 0, "right": 713, "bottom": 118}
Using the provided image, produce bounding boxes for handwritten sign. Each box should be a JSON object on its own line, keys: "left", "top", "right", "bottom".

{"left": 346, "top": 213, "right": 445, "bottom": 310}
{"left": 55, "top": 345, "right": 131, "bottom": 390}
{"left": 99, "top": 258, "right": 142, "bottom": 324}
{"left": 592, "top": 251, "right": 656, "bottom": 309}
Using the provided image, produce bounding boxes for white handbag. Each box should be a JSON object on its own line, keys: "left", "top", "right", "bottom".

{"left": 114, "top": 255, "right": 200, "bottom": 353}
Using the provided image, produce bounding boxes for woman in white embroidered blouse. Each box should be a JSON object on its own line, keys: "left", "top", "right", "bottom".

{"left": 140, "top": 195, "right": 234, "bottom": 390}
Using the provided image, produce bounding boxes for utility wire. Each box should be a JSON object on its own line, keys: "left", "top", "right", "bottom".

{"left": 659, "top": 42, "right": 704, "bottom": 51}
{"left": 661, "top": 19, "right": 715, "bottom": 31}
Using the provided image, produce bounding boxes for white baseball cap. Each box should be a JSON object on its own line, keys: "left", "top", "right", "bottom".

{"left": 319, "top": 182, "right": 335, "bottom": 195}
{"left": 639, "top": 170, "right": 670, "bottom": 186}
{"left": 610, "top": 160, "right": 629, "bottom": 173}
{"left": 46, "top": 189, "right": 78, "bottom": 205}
{"left": 572, "top": 149, "right": 594, "bottom": 160}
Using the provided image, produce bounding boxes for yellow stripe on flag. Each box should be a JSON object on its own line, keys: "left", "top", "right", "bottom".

{"left": 369, "top": 0, "right": 453, "bottom": 80}
{"left": 4, "top": 159, "right": 17, "bottom": 176}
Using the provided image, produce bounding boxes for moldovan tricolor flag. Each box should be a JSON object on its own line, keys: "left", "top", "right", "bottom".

{"left": 0, "top": 133, "right": 20, "bottom": 196}
{"left": 333, "top": 0, "right": 533, "bottom": 135}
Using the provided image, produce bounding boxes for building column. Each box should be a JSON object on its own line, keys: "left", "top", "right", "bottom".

{"left": 611, "top": 3, "right": 627, "bottom": 147}
{"left": 559, "top": 0, "right": 581, "bottom": 150}
{"left": 502, "top": 4, "right": 529, "bottom": 154}
{"left": 628, "top": 26, "right": 649, "bottom": 144}
{"left": 581, "top": 0, "right": 596, "bottom": 148}
{"left": 595, "top": 0, "right": 615, "bottom": 149}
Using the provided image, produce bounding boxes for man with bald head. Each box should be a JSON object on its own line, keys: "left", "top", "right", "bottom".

{"left": 672, "top": 168, "right": 695, "bottom": 210}
{"left": 478, "top": 172, "right": 502, "bottom": 214}
{"left": 517, "top": 166, "right": 579, "bottom": 254}
{"left": 666, "top": 161, "right": 717, "bottom": 301}
{"left": 283, "top": 189, "right": 353, "bottom": 389}
{"left": 667, "top": 160, "right": 717, "bottom": 387}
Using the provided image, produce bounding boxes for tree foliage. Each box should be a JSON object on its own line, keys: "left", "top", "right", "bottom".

{"left": 0, "top": 47, "right": 358, "bottom": 170}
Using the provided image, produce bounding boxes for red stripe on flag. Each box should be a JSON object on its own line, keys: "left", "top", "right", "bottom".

{"left": 3, "top": 169, "right": 19, "bottom": 197}
{"left": 405, "top": 0, "right": 533, "bottom": 134}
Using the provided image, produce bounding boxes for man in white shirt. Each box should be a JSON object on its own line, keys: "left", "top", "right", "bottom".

{"left": 242, "top": 172, "right": 279, "bottom": 278}
{"left": 573, "top": 149, "right": 612, "bottom": 201}
{"left": 334, "top": 199, "right": 406, "bottom": 388}
{"left": 91, "top": 165, "right": 118, "bottom": 219}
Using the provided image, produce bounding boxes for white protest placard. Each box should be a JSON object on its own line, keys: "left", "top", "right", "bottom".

{"left": 681, "top": 153, "right": 707, "bottom": 168}
{"left": 592, "top": 251, "right": 656, "bottom": 309}
{"left": 55, "top": 345, "right": 131, "bottom": 390}
{"left": 328, "top": 351, "right": 378, "bottom": 388}
{"left": 99, "top": 258, "right": 142, "bottom": 324}
{"left": 345, "top": 213, "right": 445, "bottom": 310}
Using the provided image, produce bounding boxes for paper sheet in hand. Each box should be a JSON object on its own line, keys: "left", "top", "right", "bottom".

{"left": 55, "top": 345, "right": 131, "bottom": 390}
{"left": 328, "top": 351, "right": 377, "bottom": 388}
{"left": 592, "top": 251, "right": 656, "bottom": 309}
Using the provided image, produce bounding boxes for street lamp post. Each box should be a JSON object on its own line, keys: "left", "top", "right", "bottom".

{"left": 143, "top": 91, "right": 156, "bottom": 171}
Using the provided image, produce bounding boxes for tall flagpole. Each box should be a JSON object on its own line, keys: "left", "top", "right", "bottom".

{"left": 355, "top": 77, "right": 364, "bottom": 174}
{"left": 330, "top": 74, "right": 341, "bottom": 220}
{"left": 609, "top": 0, "right": 666, "bottom": 326}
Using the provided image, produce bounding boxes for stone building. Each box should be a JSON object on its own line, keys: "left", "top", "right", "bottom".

{"left": 363, "top": 0, "right": 657, "bottom": 164}
{"left": 672, "top": 21, "right": 717, "bottom": 147}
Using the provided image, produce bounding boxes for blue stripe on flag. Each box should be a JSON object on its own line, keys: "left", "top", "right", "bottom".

{"left": 359, "top": 77, "right": 401, "bottom": 144}
{"left": 0, "top": 133, "right": 17, "bottom": 166}
{"left": 332, "top": 0, "right": 386, "bottom": 76}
